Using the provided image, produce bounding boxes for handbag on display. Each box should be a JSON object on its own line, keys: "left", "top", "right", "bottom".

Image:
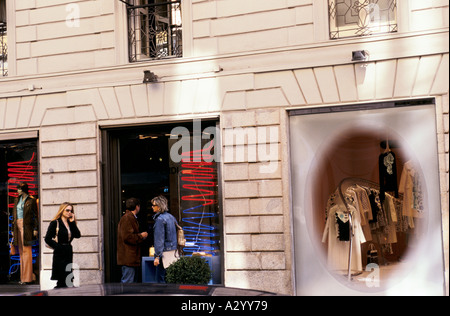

{"left": 9, "top": 239, "right": 16, "bottom": 256}
{"left": 45, "top": 220, "right": 59, "bottom": 249}
{"left": 367, "top": 243, "right": 379, "bottom": 265}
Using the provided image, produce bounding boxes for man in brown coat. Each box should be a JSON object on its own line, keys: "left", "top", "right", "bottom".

{"left": 117, "top": 198, "right": 148, "bottom": 283}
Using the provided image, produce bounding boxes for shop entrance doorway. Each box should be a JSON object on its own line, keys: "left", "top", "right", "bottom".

{"left": 101, "top": 120, "right": 222, "bottom": 284}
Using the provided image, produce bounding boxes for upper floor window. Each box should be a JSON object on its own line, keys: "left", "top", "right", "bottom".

{"left": 329, "top": 0, "right": 397, "bottom": 39}
{"left": 0, "top": 0, "right": 7, "bottom": 76}
{"left": 124, "top": 0, "right": 182, "bottom": 62}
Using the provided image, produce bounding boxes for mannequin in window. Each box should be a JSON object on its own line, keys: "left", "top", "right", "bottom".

{"left": 12, "top": 182, "right": 38, "bottom": 284}
{"left": 379, "top": 140, "right": 398, "bottom": 202}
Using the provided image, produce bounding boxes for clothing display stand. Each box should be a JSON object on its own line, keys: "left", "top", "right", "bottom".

{"left": 337, "top": 177, "right": 381, "bottom": 281}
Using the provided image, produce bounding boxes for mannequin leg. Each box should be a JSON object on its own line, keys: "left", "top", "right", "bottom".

{"left": 17, "top": 219, "right": 34, "bottom": 283}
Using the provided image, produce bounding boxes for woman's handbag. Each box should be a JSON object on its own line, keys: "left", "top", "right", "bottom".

{"left": 162, "top": 250, "right": 179, "bottom": 269}
{"left": 175, "top": 222, "right": 186, "bottom": 257}
{"left": 176, "top": 223, "right": 186, "bottom": 247}
{"left": 45, "top": 220, "right": 59, "bottom": 249}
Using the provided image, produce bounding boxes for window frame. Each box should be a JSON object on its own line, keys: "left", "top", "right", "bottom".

{"left": 1, "top": 0, "right": 7, "bottom": 76}
{"left": 328, "top": 0, "right": 399, "bottom": 40}
{"left": 125, "top": 0, "right": 184, "bottom": 62}
{"left": 0, "top": 0, "right": 15, "bottom": 77}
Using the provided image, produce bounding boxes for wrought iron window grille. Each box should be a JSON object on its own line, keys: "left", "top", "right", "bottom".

{"left": 125, "top": 0, "right": 182, "bottom": 62}
{"left": 329, "top": 0, "right": 398, "bottom": 39}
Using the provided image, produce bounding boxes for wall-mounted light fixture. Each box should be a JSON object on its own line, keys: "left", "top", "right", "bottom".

{"left": 352, "top": 50, "right": 369, "bottom": 62}
{"left": 143, "top": 70, "right": 158, "bottom": 83}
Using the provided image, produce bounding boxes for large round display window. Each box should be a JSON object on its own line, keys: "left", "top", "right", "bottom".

{"left": 290, "top": 101, "right": 445, "bottom": 295}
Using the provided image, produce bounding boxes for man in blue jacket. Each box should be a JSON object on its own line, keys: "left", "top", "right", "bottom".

{"left": 152, "top": 195, "right": 178, "bottom": 283}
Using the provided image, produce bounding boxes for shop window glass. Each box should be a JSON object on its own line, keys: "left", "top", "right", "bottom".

{"left": 289, "top": 101, "right": 445, "bottom": 295}
{"left": 103, "top": 120, "right": 221, "bottom": 284}
{"left": 329, "top": 0, "right": 398, "bottom": 39}
{"left": 0, "top": 139, "right": 39, "bottom": 284}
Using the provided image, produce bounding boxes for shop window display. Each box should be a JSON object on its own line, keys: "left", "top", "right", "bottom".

{"left": 102, "top": 120, "right": 221, "bottom": 284}
{"left": 0, "top": 139, "right": 39, "bottom": 284}
{"left": 290, "top": 101, "right": 445, "bottom": 295}
{"left": 319, "top": 132, "right": 424, "bottom": 279}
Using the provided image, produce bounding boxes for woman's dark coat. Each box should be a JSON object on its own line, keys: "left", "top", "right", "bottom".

{"left": 45, "top": 218, "right": 81, "bottom": 282}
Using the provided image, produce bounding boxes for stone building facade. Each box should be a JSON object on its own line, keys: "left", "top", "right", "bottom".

{"left": 0, "top": 0, "right": 448, "bottom": 295}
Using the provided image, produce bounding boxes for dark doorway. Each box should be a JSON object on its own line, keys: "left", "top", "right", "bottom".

{"left": 101, "top": 120, "right": 222, "bottom": 284}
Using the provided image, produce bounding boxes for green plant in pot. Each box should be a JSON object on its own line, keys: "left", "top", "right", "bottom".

{"left": 165, "top": 256, "right": 211, "bottom": 285}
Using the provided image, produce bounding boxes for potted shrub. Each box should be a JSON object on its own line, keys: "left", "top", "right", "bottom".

{"left": 165, "top": 256, "right": 211, "bottom": 285}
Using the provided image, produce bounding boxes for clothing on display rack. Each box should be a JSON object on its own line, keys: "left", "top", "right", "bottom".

{"left": 379, "top": 149, "right": 399, "bottom": 201}
{"left": 346, "top": 185, "right": 372, "bottom": 242}
{"left": 399, "top": 160, "right": 424, "bottom": 222}
{"left": 322, "top": 176, "right": 423, "bottom": 276}
{"left": 322, "top": 196, "right": 366, "bottom": 273}
{"left": 335, "top": 211, "right": 350, "bottom": 241}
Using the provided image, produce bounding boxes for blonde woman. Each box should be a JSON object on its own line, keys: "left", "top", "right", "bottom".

{"left": 44, "top": 202, "right": 81, "bottom": 288}
{"left": 152, "top": 195, "right": 178, "bottom": 283}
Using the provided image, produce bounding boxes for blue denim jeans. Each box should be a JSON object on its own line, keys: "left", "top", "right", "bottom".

{"left": 121, "top": 266, "right": 137, "bottom": 283}
{"left": 155, "top": 262, "right": 166, "bottom": 283}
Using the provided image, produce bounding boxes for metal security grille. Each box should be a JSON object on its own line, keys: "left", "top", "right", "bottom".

{"left": 127, "top": 0, "right": 182, "bottom": 62}
{"left": 329, "top": 0, "right": 397, "bottom": 39}
{"left": 0, "top": 22, "right": 6, "bottom": 77}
